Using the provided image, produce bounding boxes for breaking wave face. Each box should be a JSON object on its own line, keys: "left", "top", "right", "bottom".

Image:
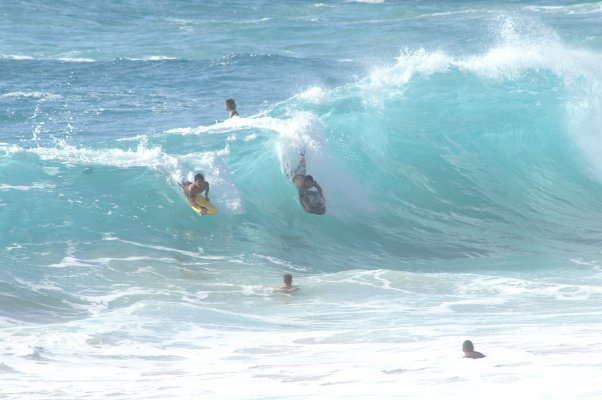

{"left": 3, "top": 16, "right": 602, "bottom": 275}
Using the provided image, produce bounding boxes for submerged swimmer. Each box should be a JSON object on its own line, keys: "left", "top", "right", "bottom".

{"left": 462, "top": 340, "right": 486, "bottom": 359}
{"left": 225, "top": 98, "right": 239, "bottom": 119}
{"left": 180, "top": 173, "right": 210, "bottom": 215}
{"left": 279, "top": 273, "right": 298, "bottom": 292}
{"left": 282, "top": 273, "right": 294, "bottom": 289}
{"left": 291, "top": 151, "right": 324, "bottom": 213}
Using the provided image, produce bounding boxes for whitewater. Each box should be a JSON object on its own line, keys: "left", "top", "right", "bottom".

{"left": 2, "top": 1, "right": 602, "bottom": 399}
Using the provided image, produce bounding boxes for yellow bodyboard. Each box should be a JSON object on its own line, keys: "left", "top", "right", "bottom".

{"left": 187, "top": 195, "right": 218, "bottom": 215}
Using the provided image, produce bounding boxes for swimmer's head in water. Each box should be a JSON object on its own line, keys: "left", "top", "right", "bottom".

{"left": 283, "top": 273, "right": 293, "bottom": 286}
{"left": 225, "top": 98, "right": 236, "bottom": 110}
{"left": 304, "top": 175, "right": 314, "bottom": 183}
{"left": 194, "top": 173, "right": 205, "bottom": 182}
{"left": 462, "top": 340, "right": 474, "bottom": 352}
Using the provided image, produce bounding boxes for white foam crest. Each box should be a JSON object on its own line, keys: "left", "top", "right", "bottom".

{"left": 0, "top": 54, "right": 34, "bottom": 60}
{"left": 102, "top": 235, "right": 222, "bottom": 260}
{"left": 455, "top": 17, "right": 590, "bottom": 81}
{"left": 273, "top": 112, "right": 321, "bottom": 152}
{"left": 58, "top": 57, "right": 96, "bottom": 63}
{"left": 269, "top": 112, "right": 327, "bottom": 191}
{"left": 251, "top": 253, "right": 308, "bottom": 272}
{"left": 234, "top": 17, "right": 272, "bottom": 25}
{"left": 460, "top": 276, "right": 602, "bottom": 301}
{"left": 42, "top": 166, "right": 61, "bottom": 176}
{"left": 167, "top": 111, "right": 321, "bottom": 177}
{"left": 48, "top": 256, "right": 99, "bottom": 269}
{"left": 363, "top": 17, "right": 598, "bottom": 89}
{"left": 0, "top": 91, "right": 63, "bottom": 101}
{"left": 343, "top": 0, "right": 385, "bottom": 4}
{"left": 364, "top": 48, "right": 452, "bottom": 93}
{"left": 0, "top": 143, "right": 24, "bottom": 155}
{"left": 79, "top": 286, "right": 162, "bottom": 311}
{"left": 296, "top": 86, "right": 329, "bottom": 104}
{"left": 29, "top": 142, "right": 178, "bottom": 171}
{"left": 525, "top": 3, "right": 602, "bottom": 15}
{"left": 166, "top": 114, "right": 313, "bottom": 138}
{"left": 0, "top": 182, "right": 55, "bottom": 192}
{"left": 414, "top": 9, "right": 494, "bottom": 19}
{"left": 127, "top": 56, "right": 178, "bottom": 61}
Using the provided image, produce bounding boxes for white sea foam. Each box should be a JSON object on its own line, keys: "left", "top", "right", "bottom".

{"left": 343, "top": 0, "right": 385, "bottom": 4}
{"left": 0, "top": 182, "right": 55, "bottom": 191}
{"left": 525, "top": 3, "right": 602, "bottom": 15}
{"left": 28, "top": 142, "right": 178, "bottom": 171}
{"left": 360, "top": 50, "right": 443, "bottom": 91}
{"left": 1, "top": 294, "right": 601, "bottom": 399}
{"left": 166, "top": 114, "right": 314, "bottom": 139}
{"left": 166, "top": 112, "right": 321, "bottom": 172}
{"left": 0, "top": 54, "right": 34, "bottom": 60}
{"left": 363, "top": 16, "right": 598, "bottom": 89}
{"left": 0, "top": 91, "right": 63, "bottom": 101}
{"left": 42, "top": 166, "right": 61, "bottom": 176}
{"left": 102, "top": 235, "right": 221, "bottom": 259}
{"left": 138, "top": 56, "right": 178, "bottom": 61}
{"left": 297, "top": 86, "right": 329, "bottom": 104}
{"left": 58, "top": 57, "right": 97, "bottom": 63}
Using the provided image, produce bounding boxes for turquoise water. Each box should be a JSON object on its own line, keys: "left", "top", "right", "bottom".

{"left": 2, "top": 1, "right": 602, "bottom": 398}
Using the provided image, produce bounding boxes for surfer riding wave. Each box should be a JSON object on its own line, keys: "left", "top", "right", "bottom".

{"left": 290, "top": 150, "right": 325, "bottom": 214}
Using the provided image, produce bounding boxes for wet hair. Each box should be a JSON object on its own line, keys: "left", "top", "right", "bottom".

{"left": 194, "top": 173, "right": 204, "bottom": 182}
{"left": 283, "top": 273, "right": 293, "bottom": 285}
{"left": 304, "top": 175, "right": 314, "bottom": 182}
{"left": 462, "top": 340, "right": 474, "bottom": 352}
{"left": 225, "top": 98, "right": 236, "bottom": 110}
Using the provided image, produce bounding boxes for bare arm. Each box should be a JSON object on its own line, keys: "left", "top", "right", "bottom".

{"left": 313, "top": 181, "right": 323, "bottom": 198}
{"left": 184, "top": 184, "right": 207, "bottom": 213}
{"left": 299, "top": 192, "right": 311, "bottom": 211}
{"left": 298, "top": 184, "right": 311, "bottom": 210}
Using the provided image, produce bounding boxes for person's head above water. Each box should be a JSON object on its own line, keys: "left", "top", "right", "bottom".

{"left": 304, "top": 175, "right": 314, "bottom": 183}
{"left": 225, "top": 98, "right": 236, "bottom": 111}
{"left": 225, "top": 98, "right": 239, "bottom": 118}
{"left": 462, "top": 339, "right": 485, "bottom": 359}
{"left": 194, "top": 173, "right": 205, "bottom": 183}
{"left": 283, "top": 273, "right": 293, "bottom": 287}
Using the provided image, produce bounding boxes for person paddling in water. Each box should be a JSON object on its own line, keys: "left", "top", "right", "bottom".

{"left": 292, "top": 150, "right": 324, "bottom": 212}
{"left": 225, "top": 98, "right": 239, "bottom": 119}
{"left": 462, "top": 340, "right": 486, "bottom": 359}
{"left": 180, "top": 173, "right": 210, "bottom": 215}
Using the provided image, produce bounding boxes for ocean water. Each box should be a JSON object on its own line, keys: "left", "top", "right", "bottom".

{"left": 2, "top": 1, "right": 602, "bottom": 398}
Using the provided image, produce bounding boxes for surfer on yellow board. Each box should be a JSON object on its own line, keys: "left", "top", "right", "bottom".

{"left": 181, "top": 173, "right": 210, "bottom": 215}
